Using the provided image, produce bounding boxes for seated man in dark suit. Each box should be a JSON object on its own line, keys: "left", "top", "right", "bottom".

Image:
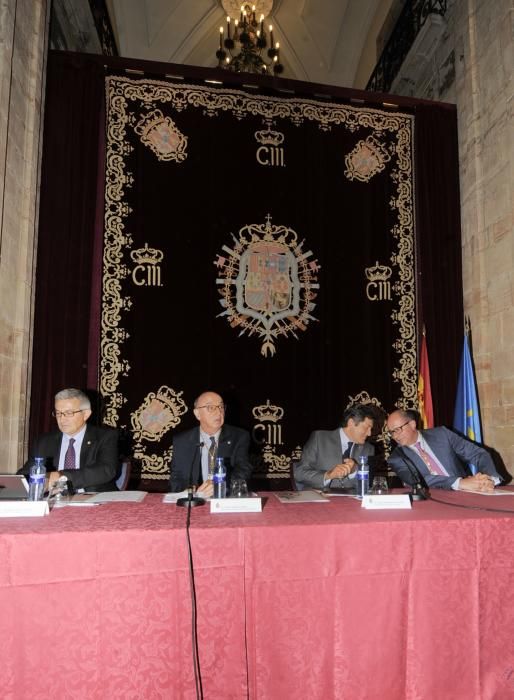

{"left": 386, "top": 409, "right": 501, "bottom": 491}
{"left": 19, "top": 388, "right": 118, "bottom": 492}
{"left": 169, "top": 390, "right": 252, "bottom": 497}
{"left": 294, "top": 403, "right": 376, "bottom": 490}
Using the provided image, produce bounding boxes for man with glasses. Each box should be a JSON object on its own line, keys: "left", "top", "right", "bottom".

{"left": 294, "top": 404, "right": 376, "bottom": 490}
{"left": 169, "top": 390, "right": 252, "bottom": 496}
{"left": 386, "top": 409, "right": 501, "bottom": 491}
{"left": 19, "top": 388, "right": 118, "bottom": 492}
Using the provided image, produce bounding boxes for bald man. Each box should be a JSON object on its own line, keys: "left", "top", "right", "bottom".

{"left": 169, "top": 391, "right": 253, "bottom": 496}
{"left": 386, "top": 409, "right": 501, "bottom": 491}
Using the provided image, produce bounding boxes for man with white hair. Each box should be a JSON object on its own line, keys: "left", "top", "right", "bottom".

{"left": 20, "top": 387, "right": 118, "bottom": 492}
{"left": 169, "top": 390, "right": 252, "bottom": 496}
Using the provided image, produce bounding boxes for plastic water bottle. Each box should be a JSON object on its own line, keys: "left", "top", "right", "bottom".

{"left": 355, "top": 455, "right": 369, "bottom": 499}
{"left": 28, "top": 457, "right": 46, "bottom": 501}
{"left": 212, "top": 457, "right": 227, "bottom": 499}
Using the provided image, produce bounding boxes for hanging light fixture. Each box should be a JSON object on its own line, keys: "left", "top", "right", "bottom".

{"left": 216, "top": 1, "right": 284, "bottom": 75}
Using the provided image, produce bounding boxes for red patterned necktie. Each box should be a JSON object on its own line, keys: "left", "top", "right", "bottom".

{"left": 415, "top": 441, "right": 447, "bottom": 476}
{"left": 64, "top": 438, "right": 76, "bottom": 470}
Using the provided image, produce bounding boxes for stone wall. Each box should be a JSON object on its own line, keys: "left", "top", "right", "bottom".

{"left": 453, "top": 0, "right": 514, "bottom": 472}
{"left": 0, "top": 0, "right": 49, "bottom": 471}
{"left": 371, "top": 0, "right": 513, "bottom": 473}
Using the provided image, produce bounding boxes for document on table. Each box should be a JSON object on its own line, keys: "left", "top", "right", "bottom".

{"left": 86, "top": 491, "right": 147, "bottom": 503}
{"left": 274, "top": 490, "right": 329, "bottom": 503}
{"left": 323, "top": 487, "right": 359, "bottom": 498}
{"left": 162, "top": 490, "right": 189, "bottom": 503}
{"left": 465, "top": 489, "right": 514, "bottom": 496}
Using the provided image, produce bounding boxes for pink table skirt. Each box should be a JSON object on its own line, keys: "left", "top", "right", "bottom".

{"left": 2, "top": 492, "right": 514, "bottom": 699}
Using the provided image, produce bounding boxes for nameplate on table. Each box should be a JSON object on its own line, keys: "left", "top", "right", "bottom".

{"left": 361, "top": 494, "right": 412, "bottom": 510}
{"left": 210, "top": 497, "right": 262, "bottom": 513}
{"left": 0, "top": 501, "right": 49, "bottom": 517}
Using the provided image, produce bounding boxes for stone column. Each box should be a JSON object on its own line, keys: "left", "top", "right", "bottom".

{"left": 0, "top": 0, "right": 49, "bottom": 470}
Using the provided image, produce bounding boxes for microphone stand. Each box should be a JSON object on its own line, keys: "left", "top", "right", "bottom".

{"left": 177, "top": 442, "right": 205, "bottom": 508}
{"left": 401, "top": 453, "right": 429, "bottom": 501}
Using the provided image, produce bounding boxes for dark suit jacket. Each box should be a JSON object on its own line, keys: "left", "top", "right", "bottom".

{"left": 294, "top": 428, "right": 375, "bottom": 490}
{"left": 20, "top": 424, "right": 119, "bottom": 492}
{"left": 387, "top": 426, "right": 501, "bottom": 490}
{"left": 169, "top": 424, "right": 252, "bottom": 492}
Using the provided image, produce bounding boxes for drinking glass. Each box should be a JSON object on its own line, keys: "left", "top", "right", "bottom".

{"left": 231, "top": 479, "right": 249, "bottom": 498}
{"left": 370, "top": 476, "right": 389, "bottom": 495}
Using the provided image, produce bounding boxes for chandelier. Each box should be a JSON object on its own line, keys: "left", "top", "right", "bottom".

{"left": 216, "top": 1, "right": 284, "bottom": 75}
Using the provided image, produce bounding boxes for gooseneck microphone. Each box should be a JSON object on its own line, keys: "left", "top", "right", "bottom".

{"left": 177, "top": 441, "right": 206, "bottom": 508}
{"left": 400, "top": 451, "right": 429, "bottom": 501}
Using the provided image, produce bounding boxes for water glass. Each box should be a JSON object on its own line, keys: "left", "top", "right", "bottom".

{"left": 371, "top": 476, "right": 389, "bottom": 495}
{"left": 231, "top": 479, "right": 249, "bottom": 498}
{"left": 50, "top": 476, "right": 71, "bottom": 507}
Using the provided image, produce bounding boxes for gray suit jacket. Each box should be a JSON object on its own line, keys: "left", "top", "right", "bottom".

{"left": 294, "top": 428, "right": 375, "bottom": 490}
{"left": 387, "top": 426, "right": 501, "bottom": 490}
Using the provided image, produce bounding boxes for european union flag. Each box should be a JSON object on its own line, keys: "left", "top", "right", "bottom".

{"left": 453, "top": 332, "right": 482, "bottom": 474}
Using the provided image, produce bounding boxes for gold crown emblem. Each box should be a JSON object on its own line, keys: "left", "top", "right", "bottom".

{"left": 152, "top": 385, "right": 187, "bottom": 419}
{"left": 365, "top": 261, "right": 392, "bottom": 282}
{"left": 130, "top": 242, "right": 163, "bottom": 265}
{"left": 255, "top": 128, "right": 285, "bottom": 147}
{"left": 252, "top": 399, "right": 284, "bottom": 423}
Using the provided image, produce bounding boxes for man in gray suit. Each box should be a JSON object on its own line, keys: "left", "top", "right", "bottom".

{"left": 386, "top": 409, "right": 501, "bottom": 491}
{"left": 294, "top": 404, "right": 376, "bottom": 490}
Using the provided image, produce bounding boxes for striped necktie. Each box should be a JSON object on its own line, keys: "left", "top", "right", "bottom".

{"left": 415, "top": 441, "right": 447, "bottom": 476}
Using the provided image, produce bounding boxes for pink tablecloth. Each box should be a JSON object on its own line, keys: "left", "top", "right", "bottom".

{"left": 2, "top": 492, "right": 514, "bottom": 699}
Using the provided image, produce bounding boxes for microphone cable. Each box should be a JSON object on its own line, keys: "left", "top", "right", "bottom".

{"left": 181, "top": 441, "right": 205, "bottom": 700}
{"left": 185, "top": 497, "right": 204, "bottom": 700}
{"left": 427, "top": 492, "right": 514, "bottom": 515}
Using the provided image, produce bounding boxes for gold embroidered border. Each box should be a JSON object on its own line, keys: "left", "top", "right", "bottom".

{"left": 101, "top": 76, "right": 416, "bottom": 426}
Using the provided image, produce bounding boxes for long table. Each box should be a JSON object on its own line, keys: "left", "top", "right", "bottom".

{"left": 2, "top": 491, "right": 514, "bottom": 699}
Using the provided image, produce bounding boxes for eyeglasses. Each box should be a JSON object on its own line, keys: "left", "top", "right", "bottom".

{"left": 196, "top": 403, "right": 226, "bottom": 414}
{"left": 387, "top": 420, "right": 410, "bottom": 437}
{"left": 52, "top": 409, "right": 85, "bottom": 419}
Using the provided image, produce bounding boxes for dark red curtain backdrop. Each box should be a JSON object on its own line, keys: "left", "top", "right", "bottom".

{"left": 30, "top": 51, "right": 463, "bottom": 479}
{"left": 30, "top": 54, "right": 105, "bottom": 445}
{"left": 414, "top": 104, "right": 464, "bottom": 420}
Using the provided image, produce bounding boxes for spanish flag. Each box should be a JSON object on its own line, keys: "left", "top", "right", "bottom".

{"left": 417, "top": 329, "right": 434, "bottom": 428}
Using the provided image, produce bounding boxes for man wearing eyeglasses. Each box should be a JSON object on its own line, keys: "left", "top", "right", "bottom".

{"left": 19, "top": 388, "right": 118, "bottom": 492}
{"left": 169, "top": 390, "right": 252, "bottom": 497}
{"left": 294, "top": 404, "right": 376, "bottom": 490}
{"left": 386, "top": 409, "right": 501, "bottom": 491}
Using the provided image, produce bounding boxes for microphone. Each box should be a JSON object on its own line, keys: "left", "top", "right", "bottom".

{"left": 177, "top": 441, "right": 206, "bottom": 508}
{"left": 399, "top": 451, "right": 429, "bottom": 501}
